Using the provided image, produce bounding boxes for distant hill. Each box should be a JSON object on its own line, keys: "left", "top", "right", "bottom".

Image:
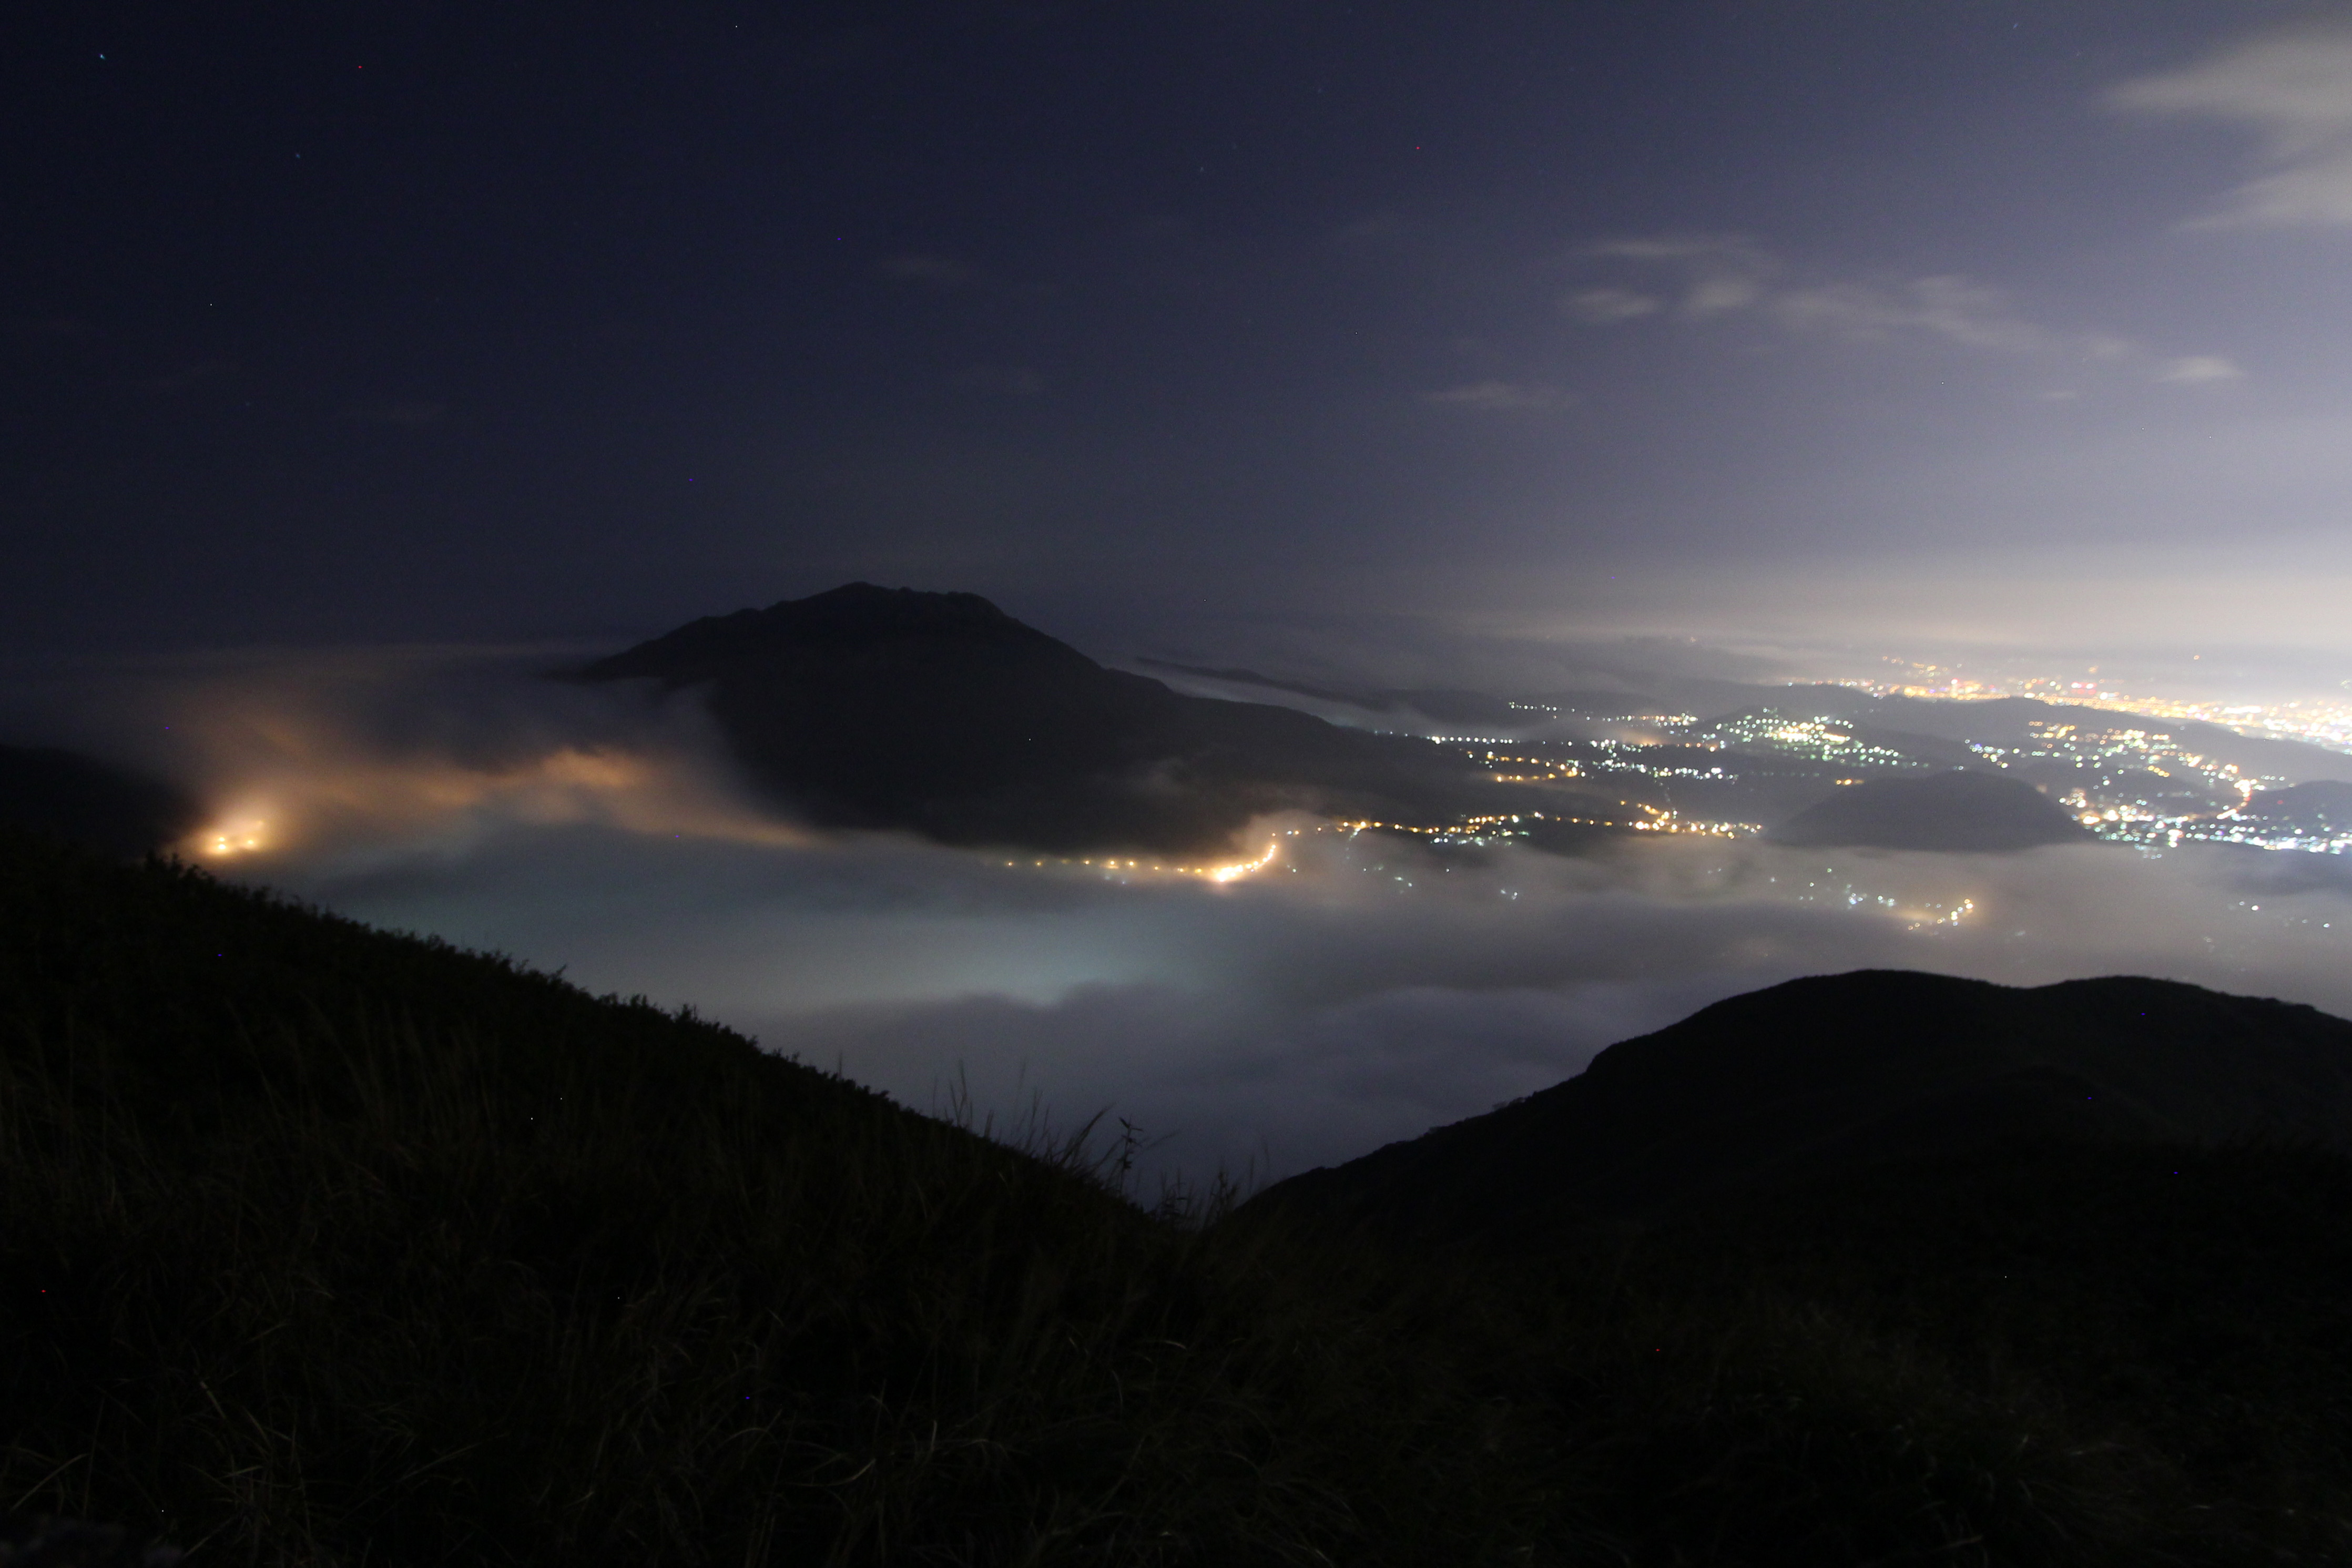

{"left": 0, "top": 742, "right": 196, "bottom": 857}
{"left": 1686, "top": 708, "right": 1983, "bottom": 791}
{"left": 2237, "top": 779, "right": 2352, "bottom": 836}
{"left": 1771, "top": 769, "right": 2092, "bottom": 851}
{"left": 1249, "top": 969, "right": 2352, "bottom": 1242}
{"left": 1795, "top": 689, "right": 2352, "bottom": 788}
{"left": 579, "top": 584, "right": 1558, "bottom": 853}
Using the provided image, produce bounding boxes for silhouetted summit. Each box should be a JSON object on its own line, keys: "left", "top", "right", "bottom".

{"left": 590, "top": 583, "right": 1076, "bottom": 676}
{"left": 0, "top": 744, "right": 197, "bottom": 859}
{"left": 582, "top": 584, "right": 1534, "bottom": 853}
{"left": 1253, "top": 969, "right": 2352, "bottom": 1241}
{"left": 1773, "top": 768, "right": 2091, "bottom": 851}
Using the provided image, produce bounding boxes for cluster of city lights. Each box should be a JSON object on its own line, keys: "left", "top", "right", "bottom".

{"left": 1699, "top": 711, "right": 1921, "bottom": 769}
{"left": 1333, "top": 812, "right": 1540, "bottom": 844}
{"left": 1843, "top": 663, "right": 2352, "bottom": 759}
{"left": 198, "top": 820, "right": 269, "bottom": 857}
{"left": 1002, "top": 834, "right": 1291, "bottom": 882}
{"left": 1473, "top": 744, "right": 1736, "bottom": 783}
{"left": 1625, "top": 802, "right": 1760, "bottom": 837}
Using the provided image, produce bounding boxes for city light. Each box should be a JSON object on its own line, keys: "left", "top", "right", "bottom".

{"left": 198, "top": 820, "right": 269, "bottom": 857}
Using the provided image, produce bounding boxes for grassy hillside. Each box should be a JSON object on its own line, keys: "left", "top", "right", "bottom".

{"left": 1503, "top": 1141, "right": 2352, "bottom": 1565}
{"left": 1255, "top": 969, "right": 2352, "bottom": 1236}
{"left": 6, "top": 831, "right": 2352, "bottom": 1564}
{"left": 0, "top": 831, "right": 1572, "bottom": 1565}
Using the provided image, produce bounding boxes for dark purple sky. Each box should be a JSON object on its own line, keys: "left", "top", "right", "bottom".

{"left": 10, "top": 1, "right": 2350, "bottom": 659}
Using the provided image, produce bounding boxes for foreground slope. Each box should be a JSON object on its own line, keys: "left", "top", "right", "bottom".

{"left": 11, "top": 840, "right": 2352, "bottom": 1564}
{"left": 0, "top": 832, "right": 1574, "bottom": 1567}
{"left": 578, "top": 583, "right": 1555, "bottom": 853}
{"left": 1254, "top": 968, "right": 2352, "bottom": 1239}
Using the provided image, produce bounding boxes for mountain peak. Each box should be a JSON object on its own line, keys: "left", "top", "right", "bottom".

{"left": 575, "top": 584, "right": 1529, "bottom": 852}
{"left": 1248, "top": 968, "right": 2352, "bottom": 1242}
{"left": 583, "top": 584, "right": 1073, "bottom": 684}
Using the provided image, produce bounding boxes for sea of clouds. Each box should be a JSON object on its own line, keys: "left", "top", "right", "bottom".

{"left": 12, "top": 643, "right": 2352, "bottom": 1190}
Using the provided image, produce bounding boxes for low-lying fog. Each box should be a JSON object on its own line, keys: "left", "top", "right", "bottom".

{"left": 15, "top": 643, "right": 2352, "bottom": 1188}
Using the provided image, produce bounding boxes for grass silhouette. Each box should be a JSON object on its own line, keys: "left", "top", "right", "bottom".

{"left": 4, "top": 829, "right": 2351, "bottom": 1563}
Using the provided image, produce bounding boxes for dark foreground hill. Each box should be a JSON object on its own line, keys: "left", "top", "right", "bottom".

{"left": 10, "top": 841, "right": 2352, "bottom": 1564}
{"left": 578, "top": 584, "right": 1554, "bottom": 854}
{"left": 1253, "top": 969, "right": 2352, "bottom": 1241}
{"left": 0, "top": 743, "right": 197, "bottom": 857}
{"left": 1772, "top": 768, "right": 2091, "bottom": 851}
{"left": 0, "top": 829, "right": 1581, "bottom": 1567}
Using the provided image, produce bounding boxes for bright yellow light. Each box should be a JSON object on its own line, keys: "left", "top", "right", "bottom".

{"left": 199, "top": 820, "right": 269, "bottom": 857}
{"left": 1208, "top": 840, "right": 1281, "bottom": 882}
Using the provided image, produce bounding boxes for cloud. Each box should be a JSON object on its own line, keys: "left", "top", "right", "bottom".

{"left": 1569, "top": 236, "right": 2237, "bottom": 383}
{"left": 137, "top": 359, "right": 240, "bottom": 394}
{"left": 1770, "top": 276, "right": 2061, "bottom": 353}
{"left": 2111, "top": 24, "right": 2352, "bottom": 227}
{"left": 1423, "top": 380, "right": 1574, "bottom": 411}
{"left": 955, "top": 364, "right": 1047, "bottom": 396}
{"left": 1564, "top": 287, "right": 1662, "bottom": 324}
{"left": 346, "top": 400, "right": 449, "bottom": 426}
{"left": 1331, "top": 211, "right": 1406, "bottom": 245}
{"left": 1585, "top": 235, "right": 1778, "bottom": 269}
{"left": 1580, "top": 237, "right": 2071, "bottom": 353}
{"left": 2160, "top": 354, "right": 2245, "bottom": 384}
{"left": 1580, "top": 234, "right": 1780, "bottom": 320}
{"left": 277, "top": 811, "right": 2352, "bottom": 1188}
{"left": 46, "top": 648, "right": 2352, "bottom": 1193}
{"left": 18, "top": 646, "right": 813, "bottom": 867}
{"left": 880, "top": 253, "right": 972, "bottom": 288}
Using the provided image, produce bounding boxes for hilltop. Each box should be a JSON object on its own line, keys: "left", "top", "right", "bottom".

{"left": 579, "top": 584, "right": 1562, "bottom": 854}
{"left": 1771, "top": 768, "right": 2092, "bottom": 851}
{"left": 1251, "top": 968, "right": 2352, "bottom": 1241}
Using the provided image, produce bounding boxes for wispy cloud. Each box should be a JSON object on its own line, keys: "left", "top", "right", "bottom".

{"left": 2160, "top": 354, "right": 2245, "bottom": 385}
{"left": 1423, "top": 380, "right": 1573, "bottom": 412}
{"left": 1566, "top": 235, "right": 2229, "bottom": 385}
{"left": 345, "top": 400, "right": 449, "bottom": 426}
{"left": 880, "top": 253, "right": 972, "bottom": 289}
{"left": 1563, "top": 287, "right": 1662, "bottom": 324}
{"left": 1771, "top": 276, "right": 2085, "bottom": 354}
{"left": 51, "top": 645, "right": 2352, "bottom": 1187}
{"left": 955, "top": 364, "right": 1046, "bottom": 397}
{"left": 2111, "top": 24, "right": 2352, "bottom": 228}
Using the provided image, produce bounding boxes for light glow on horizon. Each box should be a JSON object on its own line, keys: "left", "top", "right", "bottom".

{"left": 198, "top": 818, "right": 271, "bottom": 857}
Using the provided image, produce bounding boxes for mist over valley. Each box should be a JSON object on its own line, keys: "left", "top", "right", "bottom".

{"left": 18, "top": 5, "right": 2352, "bottom": 1557}
{"left": 11, "top": 584, "right": 2352, "bottom": 1189}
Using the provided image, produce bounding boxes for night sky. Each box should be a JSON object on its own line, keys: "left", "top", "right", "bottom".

{"left": 17, "top": 4, "right": 2352, "bottom": 1182}
{"left": 14, "top": 2, "right": 2351, "bottom": 661}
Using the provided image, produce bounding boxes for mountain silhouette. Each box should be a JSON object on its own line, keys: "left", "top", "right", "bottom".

{"left": 1250, "top": 969, "right": 2352, "bottom": 1241}
{"left": 2235, "top": 780, "right": 2352, "bottom": 837}
{"left": 579, "top": 584, "right": 1556, "bottom": 853}
{"left": 1772, "top": 768, "right": 2091, "bottom": 850}
{"left": 0, "top": 744, "right": 197, "bottom": 858}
